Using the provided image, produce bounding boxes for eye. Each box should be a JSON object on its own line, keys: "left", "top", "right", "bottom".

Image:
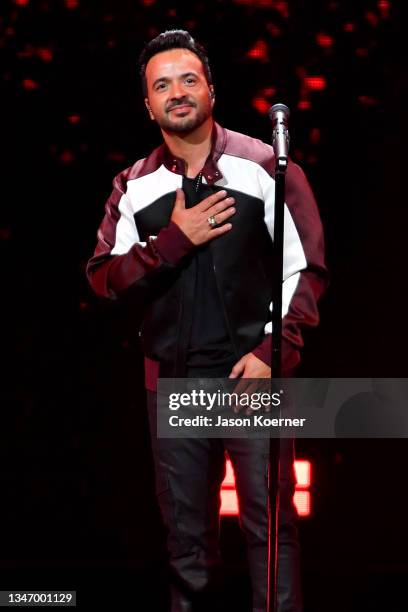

{"left": 185, "top": 77, "right": 197, "bottom": 85}
{"left": 155, "top": 82, "right": 167, "bottom": 91}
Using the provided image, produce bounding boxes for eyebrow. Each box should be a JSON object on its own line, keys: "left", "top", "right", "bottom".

{"left": 152, "top": 72, "right": 199, "bottom": 88}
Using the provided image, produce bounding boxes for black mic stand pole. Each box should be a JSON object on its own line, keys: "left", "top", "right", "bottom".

{"left": 267, "top": 103, "right": 290, "bottom": 612}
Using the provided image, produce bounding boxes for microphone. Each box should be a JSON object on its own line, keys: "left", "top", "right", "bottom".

{"left": 268, "top": 103, "right": 290, "bottom": 169}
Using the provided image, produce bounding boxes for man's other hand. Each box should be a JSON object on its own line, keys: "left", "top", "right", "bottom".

{"left": 229, "top": 352, "right": 271, "bottom": 379}
{"left": 228, "top": 353, "right": 271, "bottom": 413}
{"left": 171, "top": 188, "right": 235, "bottom": 245}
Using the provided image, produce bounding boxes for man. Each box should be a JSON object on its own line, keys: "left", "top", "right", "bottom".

{"left": 87, "top": 30, "right": 327, "bottom": 612}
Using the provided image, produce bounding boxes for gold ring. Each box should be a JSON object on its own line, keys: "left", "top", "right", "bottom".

{"left": 207, "top": 215, "right": 217, "bottom": 228}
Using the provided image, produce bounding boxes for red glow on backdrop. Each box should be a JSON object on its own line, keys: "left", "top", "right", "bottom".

{"left": 221, "top": 459, "right": 312, "bottom": 517}
{"left": 271, "top": 0, "right": 289, "bottom": 19}
{"left": 107, "top": 151, "right": 126, "bottom": 162}
{"left": 343, "top": 23, "right": 356, "bottom": 32}
{"left": 234, "top": 0, "right": 286, "bottom": 9}
{"left": 304, "top": 76, "right": 327, "bottom": 91}
{"left": 378, "top": 0, "right": 391, "bottom": 18}
{"left": 68, "top": 115, "right": 81, "bottom": 124}
{"left": 298, "top": 100, "right": 311, "bottom": 110}
{"left": 37, "top": 48, "right": 53, "bottom": 62}
{"left": 60, "top": 150, "right": 75, "bottom": 164}
{"left": 316, "top": 32, "right": 334, "bottom": 48}
{"left": 365, "top": 11, "right": 379, "bottom": 26}
{"left": 142, "top": 0, "right": 156, "bottom": 5}
{"left": 64, "top": 0, "right": 79, "bottom": 9}
{"left": 247, "top": 39, "right": 269, "bottom": 61}
{"left": 14, "top": 0, "right": 30, "bottom": 6}
{"left": 0, "top": 227, "right": 12, "bottom": 241}
{"left": 17, "top": 47, "right": 34, "bottom": 59}
{"left": 263, "top": 86, "right": 277, "bottom": 97}
{"left": 309, "top": 128, "right": 321, "bottom": 145}
{"left": 252, "top": 97, "right": 270, "bottom": 114}
{"left": 358, "top": 95, "right": 378, "bottom": 105}
{"left": 267, "top": 23, "right": 281, "bottom": 37}
{"left": 22, "top": 79, "right": 39, "bottom": 90}
{"left": 356, "top": 48, "right": 369, "bottom": 57}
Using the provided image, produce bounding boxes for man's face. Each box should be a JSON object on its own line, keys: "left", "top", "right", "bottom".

{"left": 144, "top": 48, "right": 214, "bottom": 134}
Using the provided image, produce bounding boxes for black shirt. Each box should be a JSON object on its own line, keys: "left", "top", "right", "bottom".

{"left": 182, "top": 174, "right": 236, "bottom": 374}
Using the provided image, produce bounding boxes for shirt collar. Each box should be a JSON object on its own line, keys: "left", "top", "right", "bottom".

{"left": 161, "top": 122, "right": 226, "bottom": 185}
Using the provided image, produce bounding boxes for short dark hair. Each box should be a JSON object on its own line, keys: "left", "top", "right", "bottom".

{"left": 138, "top": 29, "right": 213, "bottom": 96}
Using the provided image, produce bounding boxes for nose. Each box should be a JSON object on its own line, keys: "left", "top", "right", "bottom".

{"left": 168, "top": 81, "right": 185, "bottom": 100}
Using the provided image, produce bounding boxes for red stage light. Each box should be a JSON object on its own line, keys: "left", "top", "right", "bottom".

{"left": 378, "top": 0, "right": 390, "bottom": 18}
{"left": 247, "top": 40, "right": 268, "bottom": 61}
{"left": 304, "top": 76, "right": 327, "bottom": 91}
{"left": 37, "top": 48, "right": 53, "bottom": 62}
{"left": 14, "top": 0, "right": 30, "bottom": 6}
{"left": 272, "top": 0, "right": 289, "bottom": 19}
{"left": 298, "top": 100, "right": 311, "bottom": 110}
{"left": 221, "top": 459, "right": 312, "bottom": 517}
{"left": 22, "top": 79, "right": 39, "bottom": 90}
{"left": 294, "top": 460, "right": 311, "bottom": 488}
{"left": 343, "top": 23, "right": 355, "bottom": 32}
{"left": 64, "top": 0, "right": 79, "bottom": 8}
{"left": 316, "top": 32, "right": 334, "bottom": 48}
{"left": 221, "top": 489, "right": 240, "bottom": 516}
{"left": 365, "top": 11, "right": 379, "bottom": 26}
{"left": 263, "top": 86, "right": 277, "bottom": 97}
{"left": 223, "top": 458, "right": 235, "bottom": 487}
{"left": 252, "top": 97, "right": 270, "bottom": 114}
{"left": 267, "top": 23, "right": 281, "bottom": 37}
{"left": 60, "top": 150, "right": 75, "bottom": 164}
{"left": 293, "top": 491, "right": 311, "bottom": 517}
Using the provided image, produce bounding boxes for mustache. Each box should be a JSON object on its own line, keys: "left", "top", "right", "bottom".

{"left": 166, "top": 98, "right": 197, "bottom": 112}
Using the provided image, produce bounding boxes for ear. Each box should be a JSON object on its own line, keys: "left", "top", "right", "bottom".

{"left": 144, "top": 97, "right": 155, "bottom": 121}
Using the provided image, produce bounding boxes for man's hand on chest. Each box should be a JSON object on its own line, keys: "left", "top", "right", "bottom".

{"left": 170, "top": 187, "right": 236, "bottom": 246}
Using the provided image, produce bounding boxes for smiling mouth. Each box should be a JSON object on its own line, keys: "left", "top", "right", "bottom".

{"left": 168, "top": 104, "right": 194, "bottom": 112}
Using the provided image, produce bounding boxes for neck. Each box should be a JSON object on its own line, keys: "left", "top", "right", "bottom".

{"left": 162, "top": 117, "right": 214, "bottom": 178}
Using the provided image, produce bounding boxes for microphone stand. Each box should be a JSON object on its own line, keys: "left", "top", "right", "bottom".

{"left": 267, "top": 104, "right": 290, "bottom": 612}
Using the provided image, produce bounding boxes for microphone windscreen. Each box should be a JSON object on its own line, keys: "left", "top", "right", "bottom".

{"left": 268, "top": 103, "right": 290, "bottom": 120}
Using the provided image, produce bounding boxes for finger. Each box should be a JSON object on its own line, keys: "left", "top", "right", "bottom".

{"left": 209, "top": 207, "right": 236, "bottom": 226}
{"left": 173, "top": 188, "right": 185, "bottom": 209}
{"left": 229, "top": 358, "right": 246, "bottom": 380}
{"left": 199, "top": 190, "right": 229, "bottom": 212}
{"left": 232, "top": 378, "right": 252, "bottom": 413}
{"left": 207, "top": 223, "right": 232, "bottom": 240}
{"left": 234, "top": 378, "right": 252, "bottom": 395}
{"left": 244, "top": 382, "right": 259, "bottom": 415}
{"left": 206, "top": 196, "right": 236, "bottom": 217}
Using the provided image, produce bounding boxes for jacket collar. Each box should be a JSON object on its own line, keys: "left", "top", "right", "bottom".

{"left": 161, "top": 122, "right": 227, "bottom": 185}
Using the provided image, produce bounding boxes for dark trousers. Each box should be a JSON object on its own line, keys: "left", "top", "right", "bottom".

{"left": 147, "top": 391, "right": 302, "bottom": 612}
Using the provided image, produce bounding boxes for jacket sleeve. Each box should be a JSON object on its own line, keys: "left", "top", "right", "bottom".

{"left": 252, "top": 159, "right": 329, "bottom": 373}
{"left": 86, "top": 171, "right": 194, "bottom": 299}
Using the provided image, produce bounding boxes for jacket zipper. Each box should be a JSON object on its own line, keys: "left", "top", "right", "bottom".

{"left": 211, "top": 256, "right": 240, "bottom": 360}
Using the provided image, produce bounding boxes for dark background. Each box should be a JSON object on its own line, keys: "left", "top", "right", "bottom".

{"left": 1, "top": 0, "right": 407, "bottom": 610}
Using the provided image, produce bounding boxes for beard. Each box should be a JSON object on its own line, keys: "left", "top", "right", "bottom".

{"left": 158, "top": 97, "right": 213, "bottom": 134}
